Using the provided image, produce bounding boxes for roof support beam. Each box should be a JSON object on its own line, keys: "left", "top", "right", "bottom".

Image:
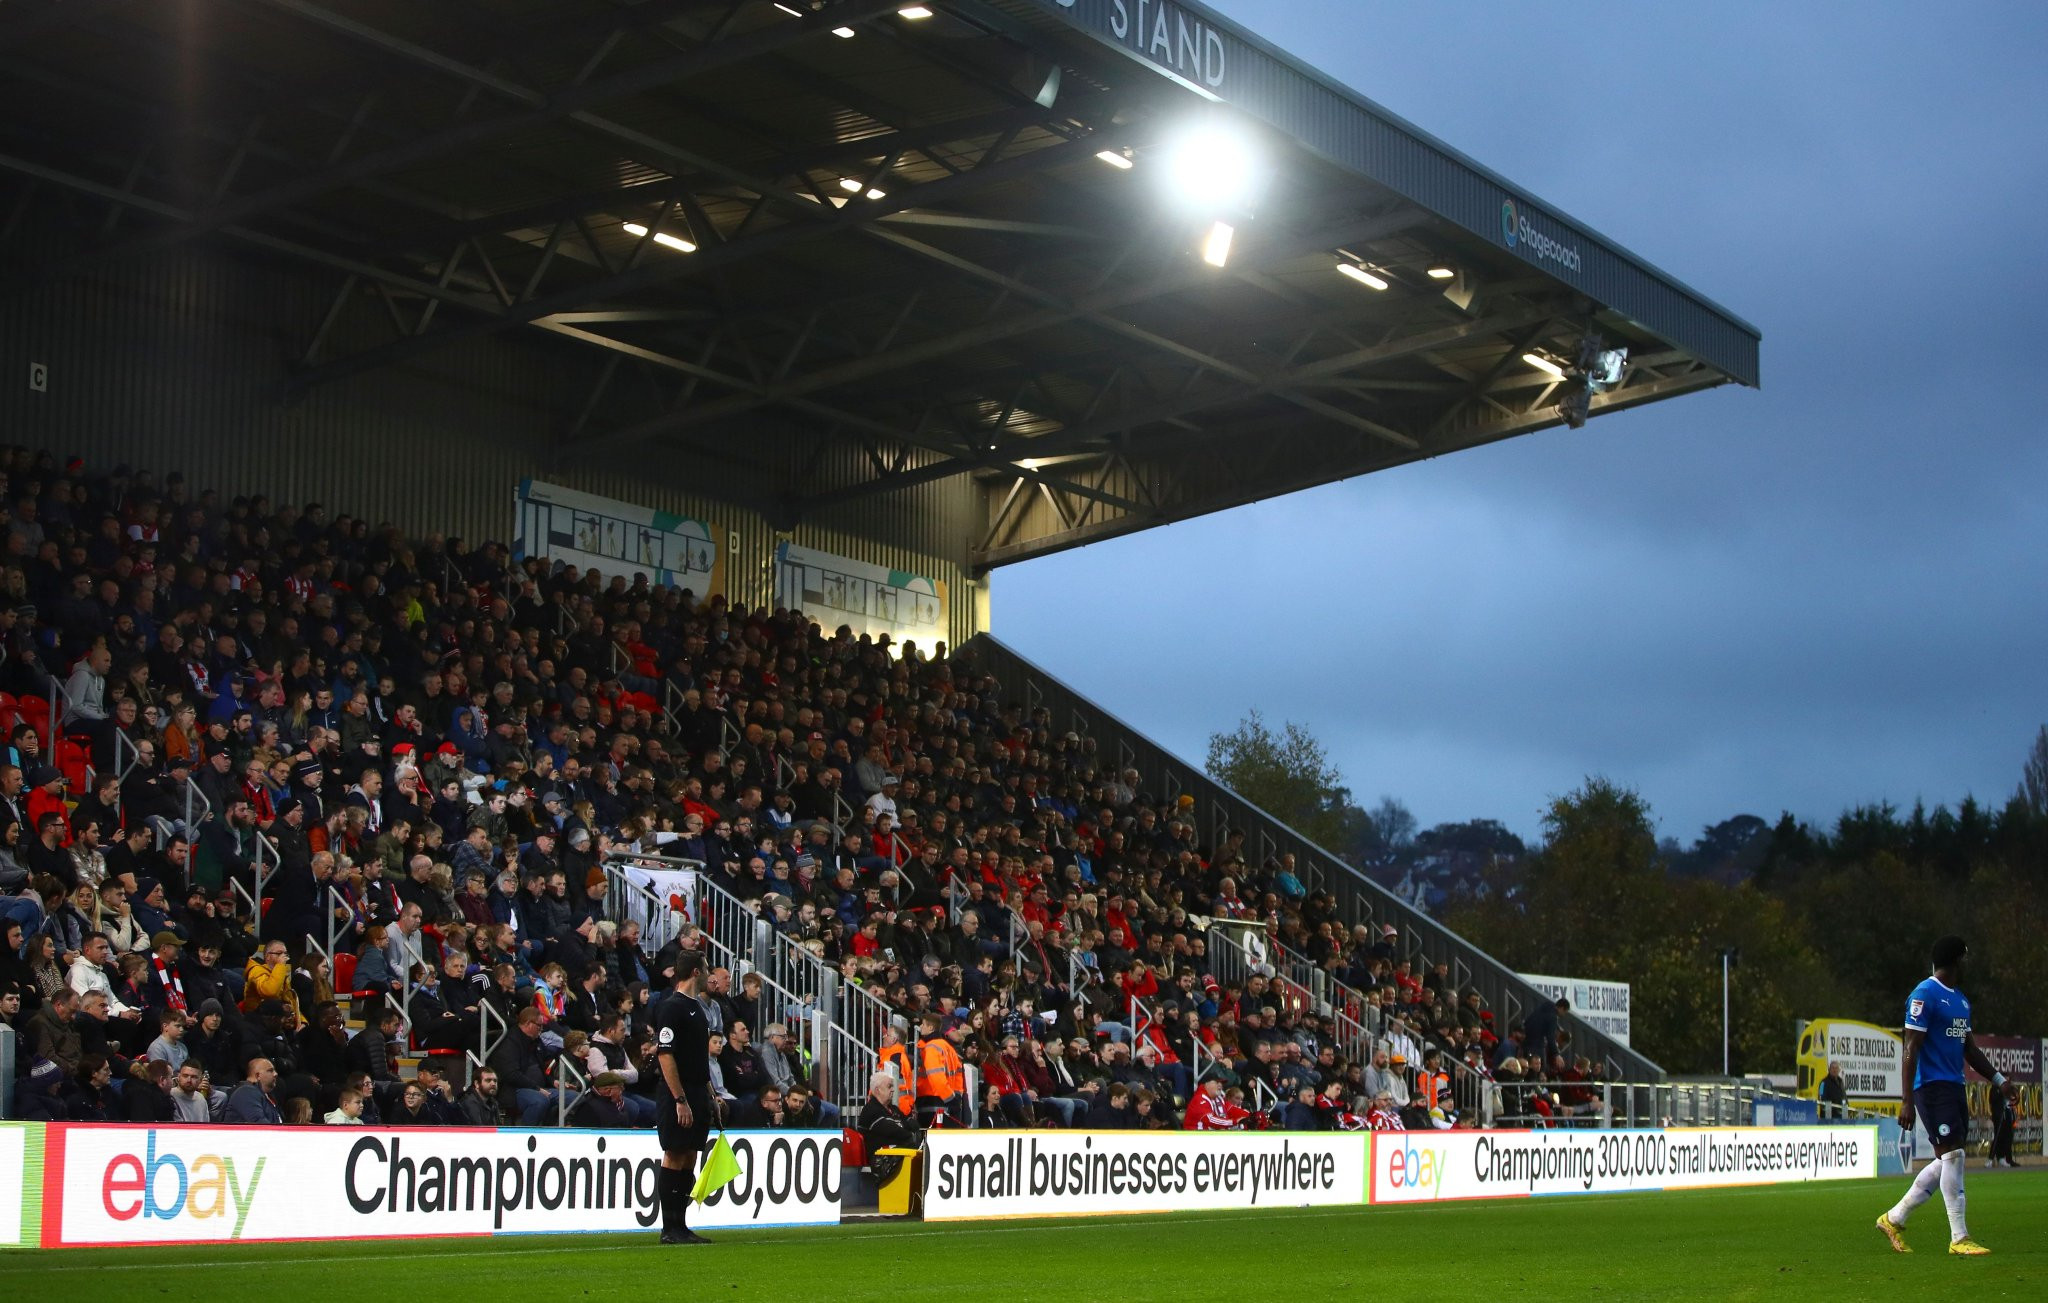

{"left": 573, "top": 207, "right": 1424, "bottom": 455}
{"left": 800, "top": 300, "right": 1558, "bottom": 513}
{"left": 22, "top": 0, "right": 903, "bottom": 288}
{"left": 285, "top": 132, "right": 1104, "bottom": 394}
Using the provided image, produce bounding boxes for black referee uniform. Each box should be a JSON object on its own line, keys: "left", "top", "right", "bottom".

{"left": 652, "top": 986, "right": 713, "bottom": 1238}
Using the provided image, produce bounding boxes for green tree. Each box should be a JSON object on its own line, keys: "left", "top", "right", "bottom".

{"left": 1441, "top": 778, "right": 1842, "bottom": 1074}
{"left": 2019, "top": 724, "right": 2048, "bottom": 818}
{"left": 1368, "top": 796, "right": 1418, "bottom": 853}
{"left": 1204, "top": 709, "right": 1353, "bottom": 851}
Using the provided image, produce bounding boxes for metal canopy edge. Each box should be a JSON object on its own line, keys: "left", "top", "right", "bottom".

{"left": 979, "top": 0, "right": 1761, "bottom": 387}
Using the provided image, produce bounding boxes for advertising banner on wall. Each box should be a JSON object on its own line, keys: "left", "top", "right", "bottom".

{"left": 921, "top": 1131, "right": 1367, "bottom": 1222}
{"left": 1, "top": 1121, "right": 42, "bottom": 1248}
{"left": 513, "top": 479, "right": 723, "bottom": 596}
{"left": 1794, "top": 1018, "right": 1904, "bottom": 1112}
{"left": 774, "top": 541, "right": 947, "bottom": 648}
{"left": 1965, "top": 1034, "right": 2043, "bottom": 1154}
{"left": 1369, "top": 1126, "right": 1878, "bottom": 1204}
{"left": 1518, "top": 974, "right": 1632, "bottom": 1045}
{"left": 43, "top": 1124, "right": 839, "bottom": 1247}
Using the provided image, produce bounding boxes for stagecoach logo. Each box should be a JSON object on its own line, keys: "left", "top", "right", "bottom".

{"left": 1497, "top": 197, "right": 1584, "bottom": 275}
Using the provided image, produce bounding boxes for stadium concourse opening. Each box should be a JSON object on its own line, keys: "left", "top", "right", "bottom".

{"left": 0, "top": 0, "right": 1756, "bottom": 1110}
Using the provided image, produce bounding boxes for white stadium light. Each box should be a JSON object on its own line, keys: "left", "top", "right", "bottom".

{"left": 1159, "top": 119, "right": 1262, "bottom": 213}
{"left": 1335, "top": 262, "right": 1387, "bottom": 290}
{"left": 1522, "top": 352, "right": 1565, "bottom": 379}
{"left": 898, "top": 5, "right": 933, "bottom": 17}
{"left": 1426, "top": 265, "right": 1455, "bottom": 279}
{"left": 622, "top": 222, "right": 696, "bottom": 253}
{"left": 832, "top": 26, "right": 856, "bottom": 38}
{"left": 1202, "top": 221, "right": 1235, "bottom": 268}
{"left": 1095, "top": 149, "right": 1134, "bottom": 170}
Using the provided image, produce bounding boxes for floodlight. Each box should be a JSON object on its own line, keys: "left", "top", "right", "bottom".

{"left": 832, "top": 26, "right": 856, "bottom": 38}
{"left": 1558, "top": 383, "right": 1592, "bottom": 429}
{"left": 1095, "top": 149, "right": 1134, "bottom": 170}
{"left": 622, "top": 223, "right": 696, "bottom": 253}
{"left": 1576, "top": 337, "right": 1628, "bottom": 391}
{"left": 1202, "top": 221, "right": 1235, "bottom": 268}
{"left": 1522, "top": 352, "right": 1565, "bottom": 379}
{"left": 1425, "top": 266, "right": 1455, "bottom": 280}
{"left": 773, "top": 3, "right": 805, "bottom": 15}
{"left": 1158, "top": 119, "right": 1262, "bottom": 214}
{"left": 1335, "top": 262, "right": 1387, "bottom": 290}
{"left": 898, "top": 5, "right": 933, "bottom": 17}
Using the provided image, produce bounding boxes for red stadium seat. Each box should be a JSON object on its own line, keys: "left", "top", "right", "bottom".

{"left": 16, "top": 695, "right": 50, "bottom": 730}
{"left": 333, "top": 951, "right": 357, "bottom": 991}
{"left": 55, "top": 737, "right": 91, "bottom": 792}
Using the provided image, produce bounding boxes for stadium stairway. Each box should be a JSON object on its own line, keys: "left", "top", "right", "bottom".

{"left": 956, "top": 634, "right": 1662, "bottom": 1084}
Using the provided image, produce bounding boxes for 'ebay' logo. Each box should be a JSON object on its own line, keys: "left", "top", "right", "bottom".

{"left": 101, "top": 1132, "right": 266, "bottom": 1238}
{"left": 1386, "top": 1141, "right": 1447, "bottom": 1197}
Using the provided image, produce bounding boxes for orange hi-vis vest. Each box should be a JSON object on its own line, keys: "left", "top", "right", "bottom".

{"left": 877, "top": 1041, "right": 915, "bottom": 1115}
{"left": 917, "top": 1035, "right": 966, "bottom": 1101}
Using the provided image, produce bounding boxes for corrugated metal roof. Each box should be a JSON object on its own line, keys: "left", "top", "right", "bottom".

{"left": 978, "top": 0, "right": 1760, "bottom": 385}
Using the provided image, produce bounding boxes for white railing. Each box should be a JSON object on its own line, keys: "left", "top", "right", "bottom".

{"left": 470, "top": 996, "right": 509, "bottom": 1081}
{"left": 556, "top": 1052, "right": 589, "bottom": 1128}
{"left": 689, "top": 867, "right": 892, "bottom": 1113}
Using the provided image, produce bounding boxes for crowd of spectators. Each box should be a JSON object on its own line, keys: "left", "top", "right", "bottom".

{"left": 0, "top": 443, "right": 1602, "bottom": 1137}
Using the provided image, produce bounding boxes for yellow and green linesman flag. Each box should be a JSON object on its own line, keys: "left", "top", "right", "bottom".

{"left": 691, "top": 1133, "right": 742, "bottom": 1204}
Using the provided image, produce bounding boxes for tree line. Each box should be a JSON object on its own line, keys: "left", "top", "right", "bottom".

{"left": 1208, "top": 716, "right": 2048, "bottom": 1075}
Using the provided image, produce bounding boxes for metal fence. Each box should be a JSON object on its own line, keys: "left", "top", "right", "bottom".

{"left": 600, "top": 853, "right": 891, "bottom": 1114}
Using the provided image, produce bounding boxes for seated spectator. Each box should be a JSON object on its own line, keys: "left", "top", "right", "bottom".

{"left": 169, "top": 1062, "right": 213, "bottom": 1122}
{"left": 567, "top": 1072, "right": 635, "bottom": 1128}
{"left": 458, "top": 1067, "right": 504, "bottom": 1127}
{"left": 145, "top": 1008, "right": 189, "bottom": 1071}
{"left": 220, "top": 1057, "right": 282, "bottom": 1124}
{"left": 733, "top": 1085, "right": 784, "bottom": 1128}
{"left": 63, "top": 1053, "right": 119, "bottom": 1120}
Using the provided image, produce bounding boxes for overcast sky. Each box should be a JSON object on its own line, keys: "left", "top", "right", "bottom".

{"left": 992, "top": 0, "right": 2048, "bottom": 844}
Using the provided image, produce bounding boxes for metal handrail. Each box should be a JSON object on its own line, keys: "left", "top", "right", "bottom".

{"left": 111, "top": 727, "right": 143, "bottom": 785}
{"left": 475, "top": 995, "right": 509, "bottom": 1078}
{"left": 662, "top": 678, "right": 686, "bottom": 735}
{"left": 686, "top": 865, "right": 891, "bottom": 1112}
{"left": 43, "top": 671, "right": 70, "bottom": 758}
{"left": 556, "top": 1053, "right": 589, "bottom": 1128}
{"left": 323, "top": 884, "right": 355, "bottom": 972}
{"left": 181, "top": 775, "right": 212, "bottom": 837}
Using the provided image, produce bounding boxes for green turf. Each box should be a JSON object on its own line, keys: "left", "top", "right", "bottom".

{"left": 3, "top": 1172, "right": 2042, "bottom": 1299}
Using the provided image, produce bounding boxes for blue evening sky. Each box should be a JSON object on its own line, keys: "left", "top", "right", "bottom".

{"left": 992, "top": 0, "right": 2048, "bottom": 843}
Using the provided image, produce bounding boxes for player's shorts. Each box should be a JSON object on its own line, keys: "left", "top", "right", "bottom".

{"left": 1915, "top": 1080, "right": 1968, "bottom": 1149}
{"left": 655, "top": 1091, "right": 711, "bottom": 1157}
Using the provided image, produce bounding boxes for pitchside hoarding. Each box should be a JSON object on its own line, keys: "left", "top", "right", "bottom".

{"left": 1370, "top": 1126, "right": 1879, "bottom": 1204}
{"left": 43, "top": 1125, "right": 840, "bottom": 1248}
{"left": 1, "top": 1122, "right": 39, "bottom": 1248}
{"left": 921, "top": 1131, "right": 1368, "bottom": 1221}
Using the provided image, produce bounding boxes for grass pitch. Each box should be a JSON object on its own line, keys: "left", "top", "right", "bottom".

{"left": 4, "top": 1171, "right": 2041, "bottom": 1299}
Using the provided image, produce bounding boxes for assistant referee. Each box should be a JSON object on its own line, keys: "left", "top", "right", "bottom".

{"left": 653, "top": 950, "right": 714, "bottom": 1245}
